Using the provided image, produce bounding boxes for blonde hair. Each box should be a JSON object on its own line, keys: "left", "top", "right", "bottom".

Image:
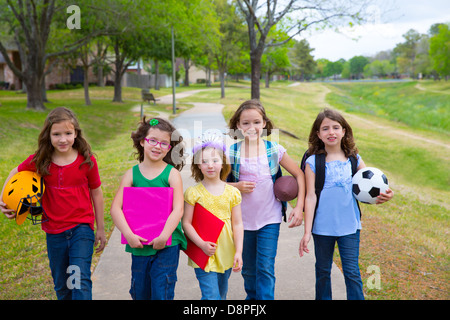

{"left": 191, "top": 147, "right": 231, "bottom": 182}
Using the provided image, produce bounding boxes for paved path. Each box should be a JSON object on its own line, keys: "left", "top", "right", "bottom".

{"left": 92, "top": 92, "right": 347, "bottom": 300}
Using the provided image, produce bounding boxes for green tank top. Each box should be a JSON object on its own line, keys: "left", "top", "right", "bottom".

{"left": 125, "top": 164, "right": 187, "bottom": 256}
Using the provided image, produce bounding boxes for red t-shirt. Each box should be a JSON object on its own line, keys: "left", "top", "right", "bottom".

{"left": 18, "top": 153, "right": 101, "bottom": 234}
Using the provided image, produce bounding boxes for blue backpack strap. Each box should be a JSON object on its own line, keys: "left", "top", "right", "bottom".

{"left": 226, "top": 141, "right": 241, "bottom": 182}
{"left": 265, "top": 140, "right": 287, "bottom": 222}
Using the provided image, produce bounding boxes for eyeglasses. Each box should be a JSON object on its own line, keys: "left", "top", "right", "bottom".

{"left": 144, "top": 138, "right": 171, "bottom": 150}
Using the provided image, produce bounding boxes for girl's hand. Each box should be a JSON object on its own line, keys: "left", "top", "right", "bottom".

{"left": 127, "top": 234, "right": 148, "bottom": 249}
{"left": 299, "top": 233, "right": 311, "bottom": 257}
{"left": 201, "top": 241, "right": 217, "bottom": 256}
{"left": 232, "top": 253, "right": 243, "bottom": 272}
{"left": 288, "top": 207, "right": 303, "bottom": 228}
{"left": 0, "top": 201, "right": 15, "bottom": 219}
{"left": 237, "top": 181, "right": 256, "bottom": 193}
{"left": 149, "top": 235, "right": 168, "bottom": 250}
{"left": 376, "top": 188, "right": 394, "bottom": 204}
{"left": 94, "top": 229, "right": 107, "bottom": 253}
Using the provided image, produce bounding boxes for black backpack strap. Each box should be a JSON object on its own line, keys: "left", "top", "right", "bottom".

{"left": 314, "top": 153, "right": 326, "bottom": 197}
{"left": 311, "top": 153, "right": 326, "bottom": 228}
{"left": 349, "top": 155, "right": 362, "bottom": 218}
{"left": 300, "top": 150, "right": 309, "bottom": 172}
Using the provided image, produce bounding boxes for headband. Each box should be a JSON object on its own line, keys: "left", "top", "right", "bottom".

{"left": 192, "top": 130, "right": 227, "bottom": 155}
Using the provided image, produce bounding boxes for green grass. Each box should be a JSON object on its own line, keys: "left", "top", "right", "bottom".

{"left": 0, "top": 81, "right": 449, "bottom": 300}
{"left": 325, "top": 80, "right": 450, "bottom": 134}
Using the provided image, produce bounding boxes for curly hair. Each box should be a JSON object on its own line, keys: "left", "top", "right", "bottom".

{"left": 228, "top": 99, "right": 274, "bottom": 139}
{"left": 33, "top": 107, "right": 94, "bottom": 176}
{"left": 308, "top": 108, "right": 358, "bottom": 158}
{"left": 130, "top": 116, "right": 185, "bottom": 171}
{"left": 191, "top": 146, "right": 231, "bottom": 182}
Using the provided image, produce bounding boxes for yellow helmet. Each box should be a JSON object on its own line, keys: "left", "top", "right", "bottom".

{"left": 2, "top": 171, "right": 47, "bottom": 225}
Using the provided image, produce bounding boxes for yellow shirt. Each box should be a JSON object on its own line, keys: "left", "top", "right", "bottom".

{"left": 184, "top": 182, "right": 242, "bottom": 273}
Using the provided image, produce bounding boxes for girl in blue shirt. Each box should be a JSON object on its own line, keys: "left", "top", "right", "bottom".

{"left": 299, "top": 108, "right": 393, "bottom": 300}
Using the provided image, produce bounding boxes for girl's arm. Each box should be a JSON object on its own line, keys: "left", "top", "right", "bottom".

{"left": 182, "top": 201, "right": 217, "bottom": 256}
{"left": 150, "top": 168, "right": 184, "bottom": 250}
{"left": 299, "top": 163, "right": 316, "bottom": 257}
{"left": 110, "top": 169, "right": 148, "bottom": 248}
{"left": 279, "top": 153, "right": 306, "bottom": 228}
{"left": 90, "top": 186, "right": 106, "bottom": 253}
{"left": 0, "top": 167, "right": 19, "bottom": 218}
{"left": 231, "top": 203, "right": 243, "bottom": 272}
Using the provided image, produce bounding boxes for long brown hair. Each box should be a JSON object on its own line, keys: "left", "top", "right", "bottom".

{"left": 228, "top": 99, "right": 274, "bottom": 139}
{"left": 33, "top": 107, "right": 94, "bottom": 176}
{"left": 131, "top": 116, "right": 185, "bottom": 171}
{"left": 308, "top": 108, "right": 358, "bottom": 158}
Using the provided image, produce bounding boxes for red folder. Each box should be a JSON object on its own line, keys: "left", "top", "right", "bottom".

{"left": 121, "top": 187, "right": 173, "bottom": 246}
{"left": 183, "top": 203, "right": 225, "bottom": 270}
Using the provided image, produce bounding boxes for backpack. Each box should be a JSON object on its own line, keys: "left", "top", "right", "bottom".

{"left": 227, "top": 140, "right": 288, "bottom": 222}
{"left": 300, "top": 150, "right": 361, "bottom": 227}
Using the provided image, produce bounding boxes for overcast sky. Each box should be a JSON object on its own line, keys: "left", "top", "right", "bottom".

{"left": 298, "top": 0, "right": 450, "bottom": 61}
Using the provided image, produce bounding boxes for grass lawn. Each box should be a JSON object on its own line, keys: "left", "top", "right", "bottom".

{"left": 0, "top": 81, "right": 448, "bottom": 300}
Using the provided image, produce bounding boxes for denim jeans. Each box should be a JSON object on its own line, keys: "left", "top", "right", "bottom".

{"left": 129, "top": 245, "right": 180, "bottom": 300}
{"left": 242, "top": 223, "right": 280, "bottom": 300}
{"left": 194, "top": 268, "right": 232, "bottom": 300}
{"left": 313, "top": 230, "right": 364, "bottom": 300}
{"left": 46, "top": 224, "right": 95, "bottom": 300}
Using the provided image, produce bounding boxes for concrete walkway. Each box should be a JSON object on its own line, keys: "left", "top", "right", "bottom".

{"left": 92, "top": 92, "right": 347, "bottom": 300}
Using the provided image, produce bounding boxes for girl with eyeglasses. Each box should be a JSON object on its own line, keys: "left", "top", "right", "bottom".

{"left": 110, "top": 117, "right": 187, "bottom": 300}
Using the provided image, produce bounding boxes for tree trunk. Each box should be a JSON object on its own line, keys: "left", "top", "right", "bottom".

{"left": 219, "top": 69, "right": 225, "bottom": 98}
{"left": 112, "top": 39, "right": 124, "bottom": 102}
{"left": 250, "top": 51, "right": 262, "bottom": 100}
{"left": 97, "top": 64, "right": 104, "bottom": 87}
{"left": 83, "top": 66, "right": 91, "bottom": 105}
{"left": 265, "top": 70, "right": 270, "bottom": 88}
{"left": 183, "top": 58, "right": 190, "bottom": 87}
{"left": 154, "top": 59, "right": 160, "bottom": 90}
{"left": 113, "top": 74, "right": 123, "bottom": 102}
{"left": 25, "top": 75, "right": 45, "bottom": 111}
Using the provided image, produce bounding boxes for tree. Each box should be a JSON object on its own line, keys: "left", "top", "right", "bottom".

{"left": 349, "top": 55, "right": 369, "bottom": 79}
{"left": 429, "top": 23, "right": 450, "bottom": 80}
{"left": 289, "top": 39, "right": 315, "bottom": 81}
{"left": 0, "top": 0, "right": 109, "bottom": 110}
{"left": 236, "top": 0, "right": 377, "bottom": 99}
{"left": 209, "top": 0, "right": 246, "bottom": 97}
{"left": 393, "top": 29, "right": 425, "bottom": 78}
{"left": 323, "top": 60, "right": 344, "bottom": 80}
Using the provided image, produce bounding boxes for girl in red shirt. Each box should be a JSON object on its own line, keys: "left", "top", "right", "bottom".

{"left": 0, "top": 107, "right": 105, "bottom": 300}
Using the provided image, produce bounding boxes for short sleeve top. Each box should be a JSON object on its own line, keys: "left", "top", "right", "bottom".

{"left": 184, "top": 183, "right": 241, "bottom": 273}
{"left": 306, "top": 154, "right": 362, "bottom": 236}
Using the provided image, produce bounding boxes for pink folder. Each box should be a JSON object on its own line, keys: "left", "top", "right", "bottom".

{"left": 183, "top": 203, "right": 225, "bottom": 270}
{"left": 121, "top": 187, "right": 173, "bottom": 246}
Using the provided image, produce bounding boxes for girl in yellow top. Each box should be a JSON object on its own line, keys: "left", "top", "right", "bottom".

{"left": 183, "top": 132, "right": 243, "bottom": 300}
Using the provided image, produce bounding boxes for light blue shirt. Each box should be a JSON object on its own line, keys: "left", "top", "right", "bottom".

{"left": 306, "top": 154, "right": 362, "bottom": 236}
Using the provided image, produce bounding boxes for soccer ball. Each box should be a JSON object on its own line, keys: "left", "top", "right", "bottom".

{"left": 352, "top": 167, "right": 389, "bottom": 204}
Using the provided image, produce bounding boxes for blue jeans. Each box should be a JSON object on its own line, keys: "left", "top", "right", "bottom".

{"left": 313, "top": 230, "right": 364, "bottom": 300}
{"left": 242, "top": 223, "right": 280, "bottom": 300}
{"left": 129, "top": 245, "right": 180, "bottom": 300}
{"left": 194, "top": 268, "right": 232, "bottom": 300}
{"left": 46, "top": 224, "right": 95, "bottom": 300}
